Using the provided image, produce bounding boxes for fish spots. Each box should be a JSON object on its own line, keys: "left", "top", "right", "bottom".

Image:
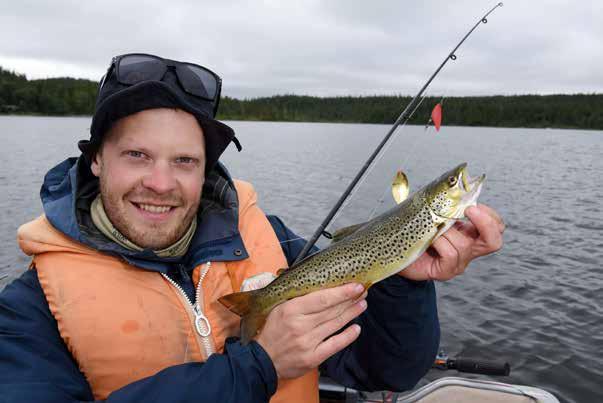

{"left": 236, "top": 167, "right": 480, "bottom": 320}
{"left": 254, "top": 191, "right": 442, "bottom": 307}
{"left": 121, "top": 320, "right": 140, "bottom": 334}
{"left": 431, "top": 191, "right": 455, "bottom": 215}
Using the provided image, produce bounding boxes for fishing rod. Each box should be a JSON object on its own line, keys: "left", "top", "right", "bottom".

{"left": 293, "top": 2, "right": 504, "bottom": 265}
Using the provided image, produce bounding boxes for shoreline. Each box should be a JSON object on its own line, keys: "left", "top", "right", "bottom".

{"left": 1, "top": 113, "right": 602, "bottom": 131}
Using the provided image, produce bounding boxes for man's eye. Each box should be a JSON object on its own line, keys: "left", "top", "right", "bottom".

{"left": 176, "top": 157, "right": 195, "bottom": 164}
{"left": 127, "top": 150, "right": 144, "bottom": 158}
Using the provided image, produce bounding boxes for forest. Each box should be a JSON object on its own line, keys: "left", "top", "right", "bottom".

{"left": 2, "top": 67, "right": 601, "bottom": 130}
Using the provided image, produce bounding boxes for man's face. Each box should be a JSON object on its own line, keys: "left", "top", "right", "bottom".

{"left": 91, "top": 108, "right": 206, "bottom": 250}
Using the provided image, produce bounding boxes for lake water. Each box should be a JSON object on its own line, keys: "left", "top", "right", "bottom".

{"left": 1, "top": 116, "right": 602, "bottom": 402}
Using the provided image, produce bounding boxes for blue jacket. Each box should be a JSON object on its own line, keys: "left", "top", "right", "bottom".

{"left": 0, "top": 157, "right": 439, "bottom": 402}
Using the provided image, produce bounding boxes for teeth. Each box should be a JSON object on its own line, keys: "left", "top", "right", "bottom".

{"left": 138, "top": 204, "right": 172, "bottom": 214}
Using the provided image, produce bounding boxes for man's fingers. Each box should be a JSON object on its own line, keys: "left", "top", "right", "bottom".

{"left": 307, "top": 290, "right": 368, "bottom": 327}
{"left": 465, "top": 206, "right": 503, "bottom": 253}
{"left": 429, "top": 231, "right": 466, "bottom": 280}
{"left": 313, "top": 324, "right": 361, "bottom": 364}
{"left": 476, "top": 204, "right": 505, "bottom": 233}
{"left": 440, "top": 228, "right": 473, "bottom": 267}
{"left": 288, "top": 283, "right": 365, "bottom": 315}
{"left": 430, "top": 233, "right": 459, "bottom": 264}
{"left": 311, "top": 298, "right": 367, "bottom": 341}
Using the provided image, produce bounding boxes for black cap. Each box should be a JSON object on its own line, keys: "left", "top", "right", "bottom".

{"left": 78, "top": 65, "right": 241, "bottom": 173}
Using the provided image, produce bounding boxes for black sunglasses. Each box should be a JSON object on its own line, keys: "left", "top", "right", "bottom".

{"left": 101, "top": 53, "right": 222, "bottom": 115}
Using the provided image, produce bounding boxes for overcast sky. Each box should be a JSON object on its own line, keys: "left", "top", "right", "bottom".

{"left": 1, "top": 0, "right": 601, "bottom": 98}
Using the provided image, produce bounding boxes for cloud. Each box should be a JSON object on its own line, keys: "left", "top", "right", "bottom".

{"left": 1, "top": 0, "right": 601, "bottom": 98}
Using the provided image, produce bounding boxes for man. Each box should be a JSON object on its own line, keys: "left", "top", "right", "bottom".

{"left": 0, "top": 54, "right": 504, "bottom": 402}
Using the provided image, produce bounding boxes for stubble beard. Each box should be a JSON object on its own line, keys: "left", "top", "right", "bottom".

{"left": 98, "top": 173, "right": 200, "bottom": 250}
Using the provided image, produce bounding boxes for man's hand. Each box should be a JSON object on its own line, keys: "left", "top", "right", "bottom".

{"left": 400, "top": 204, "right": 505, "bottom": 281}
{"left": 255, "top": 283, "right": 367, "bottom": 379}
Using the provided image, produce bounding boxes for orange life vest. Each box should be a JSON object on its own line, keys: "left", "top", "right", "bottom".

{"left": 18, "top": 180, "right": 319, "bottom": 402}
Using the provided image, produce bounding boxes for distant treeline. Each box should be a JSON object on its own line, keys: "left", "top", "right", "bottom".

{"left": 2, "top": 67, "right": 602, "bottom": 129}
{"left": 220, "top": 94, "right": 603, "bottom": 130}
{"left": 0, "top": 67, "right": 97, "bottom": 115}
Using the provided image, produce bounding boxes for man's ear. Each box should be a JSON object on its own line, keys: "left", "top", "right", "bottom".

{"left": 90, "top": 152, "right": 102, "bottom": 177}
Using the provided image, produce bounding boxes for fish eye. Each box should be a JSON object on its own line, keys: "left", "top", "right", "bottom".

{"left": 448, "top": 176, "right": 458, "bottom": 186}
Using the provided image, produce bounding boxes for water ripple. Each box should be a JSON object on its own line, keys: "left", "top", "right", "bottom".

{"left": 1, "top": 119, "right": 602, "bottom": 403}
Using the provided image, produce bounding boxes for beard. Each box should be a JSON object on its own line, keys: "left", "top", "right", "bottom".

{"left": 98, "top": 173, "right": 200, "bottom": 250}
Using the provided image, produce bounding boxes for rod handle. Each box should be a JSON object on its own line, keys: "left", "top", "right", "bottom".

{"left": 450, "top": 357, "right": 510, "bottom": 376}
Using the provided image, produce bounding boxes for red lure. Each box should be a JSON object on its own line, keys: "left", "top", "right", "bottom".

{"left": 431, "top": 103, "right": 443, "bottom": 131}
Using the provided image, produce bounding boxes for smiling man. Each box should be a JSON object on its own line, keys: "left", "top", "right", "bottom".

{"left": 90, "top": 108, "right": 206, "bottom": 253}
{"left": 0, "top": 53, "right": 504, "bottom": 403}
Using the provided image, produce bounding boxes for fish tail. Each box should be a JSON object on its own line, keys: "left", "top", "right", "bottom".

{"left": 218, "top": 290, "right": 267, "bottom": 345}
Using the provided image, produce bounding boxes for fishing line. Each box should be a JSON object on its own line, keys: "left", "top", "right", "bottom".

{"left": 331, "top": 88, "right": 432, "bottom": 229}
{"left": 380, "top": 91, "right": 445, "bottom": 215}
{"left": 333, "top": 123, "right": 406, "bottom": 229}
{"left": 365, "top": 91, "right": 431, "bottom": 221}
{"left": 330, "top": 113, "right": 418, "bottom": 230}
{"left": 293, "top": 2, "right": 504, "bottom": 265}
{"left": 330, "top": 120, "right": 408, "bottom": 228}
{"left": 278, "top": 236, "right": 310, "bottom": 246}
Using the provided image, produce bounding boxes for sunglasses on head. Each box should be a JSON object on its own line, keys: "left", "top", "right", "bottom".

{"left": 101, "top": 53, "right": 222, "bottom": 116}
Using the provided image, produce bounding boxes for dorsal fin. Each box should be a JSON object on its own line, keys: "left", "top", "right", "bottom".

{"left": 331, "top": 223, "right": 366, "bottom": 243}
{"left": 392, "top": 170, "right": 409, "bottom": 204}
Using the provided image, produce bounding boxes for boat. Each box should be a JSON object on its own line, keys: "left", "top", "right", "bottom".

{"left": 319, "top": 376, "right": 560, "bottom": 403}
{"left": 318, "top": 351, "right": 560, "bottom": 402}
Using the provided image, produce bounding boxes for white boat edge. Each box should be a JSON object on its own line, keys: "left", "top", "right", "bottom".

{"left": 396, "top": 376, "right": 560, "bottom": 403}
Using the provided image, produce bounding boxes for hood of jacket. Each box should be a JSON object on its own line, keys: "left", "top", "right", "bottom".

{"left": 22, "top": 155, "right": 249, "bottom": 273}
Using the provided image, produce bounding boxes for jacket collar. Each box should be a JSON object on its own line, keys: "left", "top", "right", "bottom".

{"left": 40, "top": 155, "right": 249, "bottom": 273}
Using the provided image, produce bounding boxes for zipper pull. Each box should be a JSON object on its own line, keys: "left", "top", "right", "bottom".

{"left": 193, "top": 304, "right": 212, "bottom": 337}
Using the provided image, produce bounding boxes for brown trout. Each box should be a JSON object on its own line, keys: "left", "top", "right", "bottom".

{"left": 219, "top": 163, "right": 485, "bottom": 344}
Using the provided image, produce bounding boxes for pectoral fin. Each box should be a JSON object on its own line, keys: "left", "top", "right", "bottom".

{"left": 240, "top": 272, "right": 277, "bottom": 292}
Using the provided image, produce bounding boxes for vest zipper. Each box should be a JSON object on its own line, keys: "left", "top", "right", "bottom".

{"left": 161, "top": 262, "right": 216, "bottom": 360}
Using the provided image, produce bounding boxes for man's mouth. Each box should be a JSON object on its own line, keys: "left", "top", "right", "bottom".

{"left": 131, "top": 202, "right": 177, "bottom": 215}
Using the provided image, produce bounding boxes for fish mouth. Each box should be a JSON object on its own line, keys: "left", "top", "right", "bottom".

{"left": 458, "top": 165, "right": 486, "bottom": 216}
{"left": 459, "top": 165, "right": 486, "bottom": 194}
{"left": 432, "top": 163, "right": 486, "bottom": 220}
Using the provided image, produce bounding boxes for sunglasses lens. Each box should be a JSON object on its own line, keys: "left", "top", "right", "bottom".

{"left": 118, "top": 55, "right": 166, "bottom": 84}
{"left": 177, "top": 64, "right": 218, "bottom": 100}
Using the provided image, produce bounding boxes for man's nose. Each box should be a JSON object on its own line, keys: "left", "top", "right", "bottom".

{"left": 141, "top": 162, "right": 177, "bottom": 194}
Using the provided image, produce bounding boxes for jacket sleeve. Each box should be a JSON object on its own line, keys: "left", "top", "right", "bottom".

{"left": 0, "top": 269, "right": 277, "bottom": 403}
{"left": 321, "top": 275, "right": 439, "bottom": 392}
{"left": 267, "top": 215, "right": 440, "bottom": 392}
